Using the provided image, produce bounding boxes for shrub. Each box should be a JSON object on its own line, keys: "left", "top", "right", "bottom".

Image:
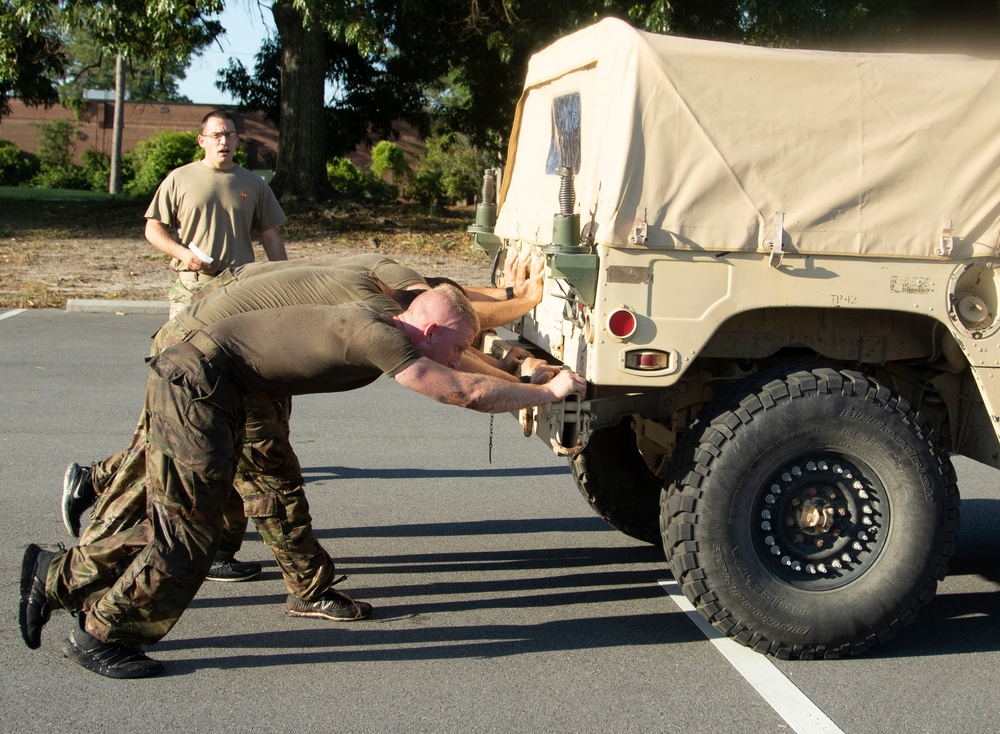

{"left": 370, "top": 140, "right": 411, "bottom": 197}
{"left": 124, "top": 131, "right": 200, "bottom": 197}
{"left": 29, "top": 164, "right": 88, "bottom": 190}
{"left": 34, "top": 119, "right": 77, "bottom": 171}
{"left": 0, "top": 139, "right": 38, "bottom": 186}
{"left": 326, "top": 157, "right": 367, "bottom": 198}
{"left": 405, "top": 131, "right": 492, "bottom": 206}
{"left": 404, "top": 168, "right": 443, "bottom": 207}
{"left": 29, "top": 120, "right": 88, "bottom": 190}
{"left": 364, "top": 176, "right": 396, "bottom": 203}
{"left": 81, "top": 150, "right": 111, "bottom": 192}
{"left": 427, "top": 131, "right": 493, "bottom": 203}
{"left": 326, "top": 157, "right": 396, "bottom": 202}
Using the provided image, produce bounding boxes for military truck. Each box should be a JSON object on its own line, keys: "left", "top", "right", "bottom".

{"left": 469, "top": 18, "right": 1000, "bottom": 658}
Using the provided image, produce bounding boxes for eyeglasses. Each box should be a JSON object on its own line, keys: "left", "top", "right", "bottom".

{"left": 202, "top": 131, "right": 240, "bottom": 141}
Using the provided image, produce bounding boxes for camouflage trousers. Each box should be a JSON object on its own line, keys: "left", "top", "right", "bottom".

{"left": 80, "top": 323, "right": 337, "bottom": 602}
{"left": 168, "top": 270, "right": 217, "bottom": 319}
{"left": 90, "top": 304, "right": 249, "bottom": 559}
{"left": 47, "top": 342, "right": 243, "bottom": 646}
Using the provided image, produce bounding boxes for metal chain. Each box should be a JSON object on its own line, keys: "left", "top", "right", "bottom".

{"left": 488, "top": 414, "right": 494, "bottom": 464}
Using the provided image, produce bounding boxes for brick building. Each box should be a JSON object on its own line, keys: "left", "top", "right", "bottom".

{"left": 1, "top": 99, "right": 279, "bottom": 170}
{"left": 2, "top": 98, "right": 425, "bottom": 178}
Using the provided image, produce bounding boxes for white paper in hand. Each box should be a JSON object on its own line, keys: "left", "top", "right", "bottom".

{"left": 188, "top": 244, "right": 214, "bottom": 265}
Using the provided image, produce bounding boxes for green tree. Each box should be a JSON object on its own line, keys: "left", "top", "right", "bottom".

{"left": 5, "top": 0, "right": 222, "bottom": 192}
{"left": 58, "top": 26, "right": 191, "bottom": 104}
{"left": 0, "top": 2, "right": 67, "bottom": 116}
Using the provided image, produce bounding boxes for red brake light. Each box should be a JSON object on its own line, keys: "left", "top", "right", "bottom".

{"left": 607, "top": 308, "right": 637, "bottom": 339}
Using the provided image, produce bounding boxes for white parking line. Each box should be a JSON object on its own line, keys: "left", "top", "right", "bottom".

{"left": 0, "top": 309, "right": 27, "bottom": 322}
{"left": 659, "top": 580, "right": 845, "bottom": 734}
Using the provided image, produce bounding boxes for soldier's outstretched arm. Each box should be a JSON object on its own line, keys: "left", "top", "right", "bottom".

{"left": 393, "top": 357, "right": 585, "bottom": 414}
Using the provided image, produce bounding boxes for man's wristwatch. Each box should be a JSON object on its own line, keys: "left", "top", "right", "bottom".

{"left": 505, "top": 286, "right": 515, "bottom": 300}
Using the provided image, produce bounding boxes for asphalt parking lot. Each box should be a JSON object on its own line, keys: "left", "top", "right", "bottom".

{"left": 3, "top": 308, "right": 1000, "bottom": 733}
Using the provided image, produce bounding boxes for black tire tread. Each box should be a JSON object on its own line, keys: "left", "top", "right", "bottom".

{"left": 571, "top": 420, "right": 663, "bottom": 545}
{"left": 662, "top": 367, "right": 960, "bottom": 659}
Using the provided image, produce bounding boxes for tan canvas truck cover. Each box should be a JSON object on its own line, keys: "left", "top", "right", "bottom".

{"left": 495, "top": 17, "right": 1000, "bottom": 260}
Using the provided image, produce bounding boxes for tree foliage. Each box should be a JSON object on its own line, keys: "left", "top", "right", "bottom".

{"left": 1, "top": 0, "right": 222, "bottom": 119}
{"left": 404, "top": 0, "right": 935, "bottom": 152}
{"left": 58, "top": 25, "right": 191, "bottom": 104}
{"left": 10, "top": 0, "right": 1000, "bottom": 202}
{"left": 218, "top": 0, "right": 947, "bottom": 204}
{"left": 0, "top": 137, "right": 38, "bottom": 185}
{"left": 7, "top": 1, "right": 223, "bottom": 70}
{"left": 0, "top": 1, "right": 67, "bottom": 116}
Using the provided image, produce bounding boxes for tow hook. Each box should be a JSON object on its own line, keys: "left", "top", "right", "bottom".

{"left": 519, "top": 406, "right": 534, "bottom": 437}
{"left": 518, "top": 393, "right": 586, "bottom": 456}
{"left": 551, "top": 393, "right": 584, "bottom": 456}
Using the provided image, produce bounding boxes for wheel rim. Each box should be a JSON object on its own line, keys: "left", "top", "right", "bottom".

{"left": 752, "top": 453, "right": 888, "bottom": 591}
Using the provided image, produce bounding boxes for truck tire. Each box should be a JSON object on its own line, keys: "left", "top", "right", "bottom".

{"left": 662, "top": 367, "right": 959, "bottom": 659}
{"left": 571, "top": 419, "right": 663, "bottom": 545}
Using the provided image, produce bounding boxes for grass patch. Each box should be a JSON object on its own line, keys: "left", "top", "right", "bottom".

{"left": 0, "top": 189, "right": 490, "bottom": 308}
{"left": 0, "top": 187, "right": 140, "bottom": 202}
{"left": 0, "top": 188, "right": 477, "bottom": 254}
{"left": 0, "top": 191, "right": 148, "bottom": 239}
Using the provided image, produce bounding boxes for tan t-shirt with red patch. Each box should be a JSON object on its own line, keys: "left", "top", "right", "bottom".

{"left": 145, "top": 161, "right": 286, "bottom": 270}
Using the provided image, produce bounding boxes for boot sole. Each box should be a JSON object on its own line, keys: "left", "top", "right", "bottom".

{"left": 19, "top": 544, "right": 46, "bottom": 649}
{"left": 284, "top": 607, "right": 372, "bottom": 622}
{"left": 63, "top": 638, "right": 164, "bottom": 679}
{"left": 61, "top": 464, "right": 87, "bottom": 538}
{"left": 205, "top": 569, "right": 262, "bottom": 582}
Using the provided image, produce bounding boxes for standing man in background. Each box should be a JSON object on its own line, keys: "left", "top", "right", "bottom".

{"left": 144, "top": 109, "right": 288, "bottom": 317}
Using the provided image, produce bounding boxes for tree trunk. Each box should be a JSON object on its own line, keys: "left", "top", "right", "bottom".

{"left": 109, "top": 51, "right": 126, "bottom": 195}
{"left": 269, "top": 1, "right": 332, "bottom": 202}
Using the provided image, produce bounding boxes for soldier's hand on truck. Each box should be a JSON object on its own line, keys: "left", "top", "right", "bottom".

{"left": 499, "top": 346, "right": 534, "bottom": 374}
{"left": 502, "top": 245, "right": 526, "bottom": 289}
{"left": 544, "top": 368, "right": 587, "bottom": 401}
{"left": 519, "top": 248, "right": 546, "bottom": 306}
{"left": 520, "top": 358, "right": 561, "bottom": 384}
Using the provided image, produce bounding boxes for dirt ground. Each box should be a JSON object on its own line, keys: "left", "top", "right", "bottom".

{"left": 0, "top": 198, "right": 495, "bottom": 309}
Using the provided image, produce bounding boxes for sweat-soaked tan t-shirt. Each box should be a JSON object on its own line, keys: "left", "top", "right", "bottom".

{"left": 176, "top": 267, "right": 401, "bottom": 332}
{"left": 225, "top": 254, "right": 426, "bottom": 289}
{"left": 197, "top": 303, "right": 422, "bottom": 397}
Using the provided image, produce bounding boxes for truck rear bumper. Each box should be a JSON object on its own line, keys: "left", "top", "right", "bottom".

{"left": 483, "top": 331, "right": 589, "bottom": 455}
